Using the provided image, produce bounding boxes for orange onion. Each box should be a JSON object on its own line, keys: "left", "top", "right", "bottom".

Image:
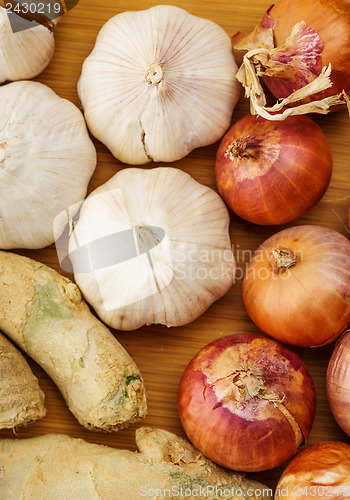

{"left": 232, "top": 0, "right": 350, "bottom": 115}
{"left": 178, "top": 333, "right": 316, "bottom": 472}
{"left": 327, "top": 331, "right": 350, "bottom": 436}
{"left": 243, "top": 225, "right": 350, "bottom": 347}
{"left": 275, "top": 442, "right": 350, "bottom": 499}
{"left": 215, "top": 114, "right": 332, "bottom": 225}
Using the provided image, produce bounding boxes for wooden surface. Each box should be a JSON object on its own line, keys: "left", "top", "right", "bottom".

{"left": 1, "top": 0, "right": 350, "bottom": 493}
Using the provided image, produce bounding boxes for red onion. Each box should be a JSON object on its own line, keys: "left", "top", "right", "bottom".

{"left": 327, "top": 331, "right": 350, "bottom": 436}
{"left": 275, "top": 442, "right": 350, "bottom": 499}
{"left": 243, "top": 225, "right": 350, "bottom": 347}
{"left": 178, "top": 333, "right": 316, "bottom": 472}
{"left": 233, "top": 0, "right": 350, "bottom": 118}
{"left": 215, "top": 114, "right": 332, "bottom": 225}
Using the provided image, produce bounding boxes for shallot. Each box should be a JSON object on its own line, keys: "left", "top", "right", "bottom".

{"left": 243, "top": 225, "right": 350, "bottom": 347}
{"left": 178, "top": 333, "right": 316, "bottom": 472}
{"left": 215, "top": 114, "right": 332, "bottom": 225}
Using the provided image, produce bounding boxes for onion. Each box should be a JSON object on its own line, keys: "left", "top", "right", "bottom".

{"left": 232, "top": 0, "right": 350, "bottom": 118}
{"left": 178, "top": 333, "right": 316, "bottom": 472}
{"left": 215, "top": 114, "right": 332, "bottom": 225}
{"left": 243, "top": 225, "right": 350, "bottom": 347}
{"left": 275, "top": 442, "right": 350, "bottom": 499}
{"left": 327, "top": 331, "right": 350, "bottom": 436}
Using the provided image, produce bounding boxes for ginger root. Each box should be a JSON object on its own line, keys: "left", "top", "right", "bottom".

{"left": 0, "top": 332, "right": 46, "bottom": 429}
{"left": 0, "top": 428, "right": 272, "bottom": 499}
{"left": 0, "top": 251, "right": 147, "bottom": 431}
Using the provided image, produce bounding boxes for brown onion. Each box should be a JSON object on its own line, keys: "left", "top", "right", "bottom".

{"left": 243, "top": 225, "right": 350, "bottom": 347}
{"left": 275, "top": 442, "right": 350, "bottom": 499}
{"left": 327, "top": 331, "right": 350, "bottom": 436}
{"left": 178, "top": 333, "right": 316, "bottom": 472}
{"left": 215, "top": 114, "right": 332, "bottom": 225}
{"left": 232, "top": 0, "right": 350, "bottom": 116}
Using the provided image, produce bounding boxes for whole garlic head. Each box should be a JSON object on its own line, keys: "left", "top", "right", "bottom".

{"left": 78, "top": 5, "right": 240, "bottom": 165}
{"left": 69, "top": 167, "right": 235, "bottom": 330}
{"left": 0, "top": 81, "right": 96, "bottom": 250}
{"left": 0, "top": 7, "right": 58, "bottom": 83}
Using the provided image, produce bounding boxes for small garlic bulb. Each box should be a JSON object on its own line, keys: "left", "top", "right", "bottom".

{"left": 69, "top": 167, "right": 235, "bottom": 331}
{"left": 78, "top": 5, "right": 240, "bottom": 165}
{"left": 0, "top": 81, "right": 96, "bottom": 250}
{"left": 0, "top": 7, "right": 57, "bottom": 83}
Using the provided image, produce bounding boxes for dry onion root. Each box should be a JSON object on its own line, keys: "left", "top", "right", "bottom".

{"left": 78, "top": 5, "right": 240, "bottom": 164}
{"left": 232, "top": 0, "right": 350, "bottom": 119}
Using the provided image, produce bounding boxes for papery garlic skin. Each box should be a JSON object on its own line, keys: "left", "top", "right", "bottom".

{"left": 0, "top": 8, "right": 57, "bottom": 83}
{"left": 78, "top": 5, "right": 240, "bottom": 165}
{"left": 70, "top": 168, "right": 235, "bottom": 330}
{"left": 0, "top": 81, "right": 97, "bottom": 250}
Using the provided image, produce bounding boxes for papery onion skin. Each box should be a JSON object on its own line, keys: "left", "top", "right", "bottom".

{"left": 327, "top": 331, "right": 350, "bottom": 436}
{"left": 178, "top": 333, "right": 316, "bottom": 472}
{"left": 243, "top": 225, "right": 350, "bottom": 347}
{"left": 260, "top": 0, "right": 350, "bottom": 106}
{"left": 215, "top": 114, "right": 332, "bottom": 225}
{"left": 275, "top": 442, "right": 350, "bottom": 499}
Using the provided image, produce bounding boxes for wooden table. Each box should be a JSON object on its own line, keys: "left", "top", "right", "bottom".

{"left": 1, "top": 0, "right": 350, "bottom": 493}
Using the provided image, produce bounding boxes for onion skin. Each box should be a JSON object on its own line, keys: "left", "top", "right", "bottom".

{"left": 243, "top": 225, "right": 350, "bottom": 347}
{"left": 327, "top": 331, "right": 350, "bottom": 436}
{"left": 275, "top": 442, "right": 350, "bottom": 499}
{"left": 215, "top": 114, "right": 332, "bottom": 225}
{"left": 178, "top": 333, "right": 316, "bottom": 472}
{"left": 263, "top": 0, "right": 350, "bottom": 105}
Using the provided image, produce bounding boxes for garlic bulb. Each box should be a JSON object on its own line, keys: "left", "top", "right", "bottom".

{"left": 69, "top": 168, "right": 235, "bottom": 330}
{"left": 78, "top": 5, "right": 240, "bottom": 165}
{"left": 0, "top": 7, "right": 58, "bottom": 83}
{"left": 0, "top": 81, "right": 96, "bottom": 250}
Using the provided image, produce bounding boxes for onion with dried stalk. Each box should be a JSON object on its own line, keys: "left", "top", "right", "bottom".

{"left": 178, "top": 333, "right": 316, "bottom": 472}
{"left": 243, "top": 225, "right": 350, "bottom": 347}
{"left": 69, "top": 167, "right": 235, "bottom": 331}
{"left": 232, "top": 0, "right": 350, "bottom": 120}
{"left": 78, "top": 5, "right": 240, "bottom": 164}
{"left": 0, "top": 5, "right": 58, "bottom": 83}
{"left": 0, "top": 80, "right": 96, "bottom": 250}
{"left": 215, "top": 114, "right": 332, "bottom": 225}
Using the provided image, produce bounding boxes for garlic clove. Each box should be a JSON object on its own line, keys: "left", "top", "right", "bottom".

{"left": 78, "top": 5, "right": 240, "bottom": 165}
{"left": 0, "top": 7, "right": 58, "bottom": 83}
{"left": 69, "top": 167, "right": 235, "bottom": 330}
{"left": 0, "top": 80, "right": 96, "bottom": 250}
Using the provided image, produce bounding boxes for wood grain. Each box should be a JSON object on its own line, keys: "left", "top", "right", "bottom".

{"left": 1, "top": 0, "right": 350, "bottom": 493}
